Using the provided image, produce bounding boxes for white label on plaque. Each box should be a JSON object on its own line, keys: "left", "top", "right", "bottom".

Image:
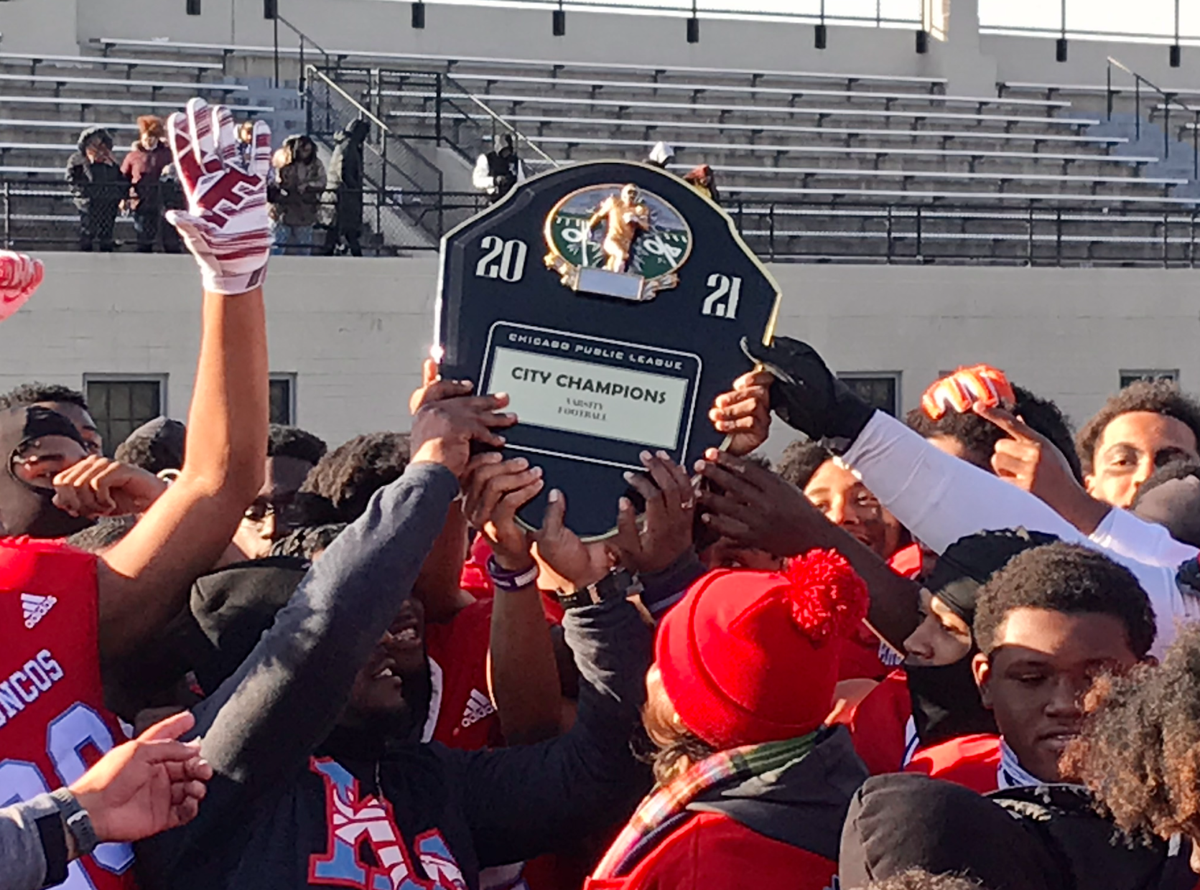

{"left": 487, "top": 346, "right": 690, "bottom": 450}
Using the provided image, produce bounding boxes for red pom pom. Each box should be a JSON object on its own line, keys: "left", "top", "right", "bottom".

{"left": 782, "top": 548, "right": 869, "bottom": 645}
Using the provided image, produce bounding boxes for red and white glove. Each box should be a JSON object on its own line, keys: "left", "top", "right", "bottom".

{"left": 921, "top": 364, "right": 1015, "bottom": 420}
{"left": 0, "top": 251, "right": 43, "bottom": 322}
{"left": 165, "top": 98, "right": 272, "bottom": 296}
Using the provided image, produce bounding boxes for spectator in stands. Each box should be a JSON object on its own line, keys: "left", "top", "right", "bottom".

{"left": 268, "top": 135, "right": 325, "bottom": 256}
{"left": 235, "top": 120, "right": 255, "bottom": 167}
{"left": 683, "top": 164, "right": 720, "bottom": 204}
{"left": 66, "top": 126, "right": 127, "bottom": 253}
{"left": 473, "top": 134, "right": 525, "bottom": 204}
{"left": 229, "top": 424, "right": 328, "bottom": 560}
{"left": 121, "top": 116, "right": 178, "bottom": 254}
{"left": 1076, "top": 379, "right": 1200, "bottom": 508}
{"left": 646, "top": 141, "right": 675, "bottom": 169}
{"left": 113, "top": 417, "right": 187, "bottom": 476}
{"left": 321, "top": 119, "right": 370, "bottom": 257}
{"left": 0, "top": 381, "right": 102, "bottom": 456}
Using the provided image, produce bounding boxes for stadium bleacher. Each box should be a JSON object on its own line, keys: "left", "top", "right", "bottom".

{"left": 1, "top": 36, "right": 1197, "bottom": 264}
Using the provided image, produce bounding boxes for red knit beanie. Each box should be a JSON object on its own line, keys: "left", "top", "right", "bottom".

{"left": 656, "top": 548, "right": 869, "bottom": 750}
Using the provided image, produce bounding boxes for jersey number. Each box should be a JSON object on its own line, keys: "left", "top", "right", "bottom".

{"left": 0, "top": 703, "right": 134, "bottom": 888}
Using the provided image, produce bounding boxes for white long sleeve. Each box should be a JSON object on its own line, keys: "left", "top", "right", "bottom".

{"left": 840, "top": 411, "right": 1199, "bottom": 655}
{"left": 1089, "top": 507, "right": 1199, "bottom": 568}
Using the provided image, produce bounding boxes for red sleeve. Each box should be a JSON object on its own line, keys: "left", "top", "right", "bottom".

{"left": 623, "top": 813, "right": 837, "bottom": 890}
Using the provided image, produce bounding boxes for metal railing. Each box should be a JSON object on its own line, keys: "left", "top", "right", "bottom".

{"left": 272, "top": 13, "right": 334, "bottom": 92}
{"left": 317, "top": 66, "right": 556, "bottom": 168}
{"left": 6, "top": 182, "right": 1199, "bottom": 267}
{"left": 1106, "top": 56, "right": 1200, "bottom": 179}
{"left": 0, "top": 181, "right": 488, "bottom": 254}
{"left": 304, "top": 66, "right": 448, "bottom": 239}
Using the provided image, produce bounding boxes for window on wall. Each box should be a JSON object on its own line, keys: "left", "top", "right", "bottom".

{"left": 838, "top": 373, "right": 900, "bottom": 417}
{"left": 85, "top": 377, "right": 165, "bottom": 456}
{"left": 269, "top": 375, "right": 295, "bottom": 426}
{"left": 186, "top": 0, "right": 201, "bottom": 14}
{"left": 1120, "top": 370, "right": 1179, "bottom": 389}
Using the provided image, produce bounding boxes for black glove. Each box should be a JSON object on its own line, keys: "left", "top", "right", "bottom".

{"left": 740, "top": 335, "right": 875, "bottom": 451}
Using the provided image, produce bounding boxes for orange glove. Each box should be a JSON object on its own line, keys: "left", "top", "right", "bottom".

{"left": 921, "top": 364, "right": 1015, "bottom": 420}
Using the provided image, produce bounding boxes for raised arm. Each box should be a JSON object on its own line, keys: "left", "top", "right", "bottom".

{"left": 139, "top": 393, "right": 515, "bottom": 869}
{"left": 96, "top": 99, "right": 276, "bottom": 662}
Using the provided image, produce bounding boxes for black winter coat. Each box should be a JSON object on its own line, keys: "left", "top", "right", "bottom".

{"left": 322, "top": 119, "right": 370, "bottom": 234}
{"left": 65, "top": 126, "right": 128, "bottom": 211}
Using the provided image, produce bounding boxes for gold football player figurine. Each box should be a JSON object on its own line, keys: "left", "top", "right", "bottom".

{"left": 587, "top": 184, "right": 651, "bottom": 274}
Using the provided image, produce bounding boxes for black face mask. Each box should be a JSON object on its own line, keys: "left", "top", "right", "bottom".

{"left": 905, "top": 653, "right": 997, "bottom": 747}
{"left": 0, "top": 406, "right": 94, "bottom": 540}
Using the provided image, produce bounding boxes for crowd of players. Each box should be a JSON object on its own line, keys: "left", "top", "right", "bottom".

{"left": 7, "top": 97, "right": 1200, "bottom": 890}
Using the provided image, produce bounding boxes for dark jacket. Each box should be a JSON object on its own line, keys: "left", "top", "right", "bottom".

{"left": 137, "top": 462, "right": 652, "bottom": 890}
{"left": 65, "top": 127, "right": 128, "bottom": 211}
{"left": 588, "top": 727, "right": 868, "bottom": 890}
{"left": 120, "top": 142, "right": 173, "bottom": 210}
{"left": 321, "top": 119, "right": 369, "bottom": 233}
{"left": 840, "top": 772, "right": 1198, "bottom": 890}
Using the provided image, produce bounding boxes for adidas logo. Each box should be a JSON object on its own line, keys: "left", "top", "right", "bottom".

{"left": 460, "top": 688, "right": 495, "bottom": 729}
{"left": 21, "top": 593, "right": 56, "bottom": 629}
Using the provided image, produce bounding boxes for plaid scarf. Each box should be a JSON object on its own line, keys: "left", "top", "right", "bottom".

{"left": 592, "top": 731, "right": 819, "bottom": 879}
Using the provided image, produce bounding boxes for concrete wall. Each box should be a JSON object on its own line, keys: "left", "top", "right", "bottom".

{"left": 3, "top": 253, "right": 1198, "bottom": 459}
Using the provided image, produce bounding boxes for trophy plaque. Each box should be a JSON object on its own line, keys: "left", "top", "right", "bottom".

{"left": 436, "top": 161, "right": 780, "bottom": 539}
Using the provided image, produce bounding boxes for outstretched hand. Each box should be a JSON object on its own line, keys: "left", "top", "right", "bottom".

{"left": 532, "top": 489, "right": 612, "bottom": 591}
{"left": 463, "top": 452, "right": 543, "bottom": 571}
{"left": 612, "top": 451, "right": 695, "bottom": 574}
{"left": 52, "top": 456, "right": 170, "bottom": 518}
{"left": 974, "top": 403, "right": 1108, "bottom": 534}
{"left": 710, "top": 370, "right": 773, "bottom": 456}
{"left": 0, "top": 251, "right": 43, "bottom": 322}
{"left": 68, "top": 710, "right": 212, "bottom": 844}
{"left": 166, "top": 98, "right": 272, "bottom": 295}
{"left": 694, "top": 448, "right": 830, "bottom": 558}
{"left": 410, "top": 393, "right": 516, "bottom": 479}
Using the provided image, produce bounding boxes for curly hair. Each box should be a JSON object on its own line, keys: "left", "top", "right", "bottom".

{"left": 270, "top": 522, "right": 347, "bottom": 561}
{"left": 864, "top": 870, "right": 984, "bottom": 890}
{"left": 1062, "top": 622, "right": 1200, "bottom": 843}
{"left": 0, "top": 382, "right": 88, "bottom": 412}
{"left": 904, "top": 384, "right": 1081, "bottom": 481}
{"left": 267, "top": 424, "right": 327, "bottom": 466}
{"left": 300, "top": 432, "right": 410, "bottom": 522}
{"left": 905, "top": 407, "right": 1004, "bottom": 468}
{"left": 972, "top": 541, "right": 1156, "bottom": 659}
{"left": 1076, "top": 379, "right": 1200, "bottom": 477}
{"left": 65, "top": 514, "right": 138, "bottom": 553}
{"left": 113, "top": 417, "right": 186, "bottom": 474}
{"left": 1011, "top": 385, "right": 1082, "bottom": 484}
{"left": 776, "top": 440, "right": 831, "bottom": 489}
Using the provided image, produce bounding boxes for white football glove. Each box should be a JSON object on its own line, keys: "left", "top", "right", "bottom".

{"left": 165, "top": 98, "right": 272, "bottom": 296}
{"left": 0, "top": 251, "right": 44, "bottom": 322}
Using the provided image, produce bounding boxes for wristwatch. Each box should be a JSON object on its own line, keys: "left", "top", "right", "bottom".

{"left": 50, "top": 788, "right": 98, "bottom": 858}
{"left": 557, "top": 568, "right": 640, "bottom": 610}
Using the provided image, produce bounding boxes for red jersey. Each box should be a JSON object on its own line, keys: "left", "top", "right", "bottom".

{"left": 0, "top": 537, "right": 135, "bottom": 890}
{"left": 837, "top": 544, "right": 921, "bottom": 682}
{"left": 425, "top": 597, "right": 505, "bottom": 750}
{"left": 904, "top": 733, "right": 1002, "bottom": 794}
{"left": 849, "top": 669, "right": 914, "bottom": 775}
